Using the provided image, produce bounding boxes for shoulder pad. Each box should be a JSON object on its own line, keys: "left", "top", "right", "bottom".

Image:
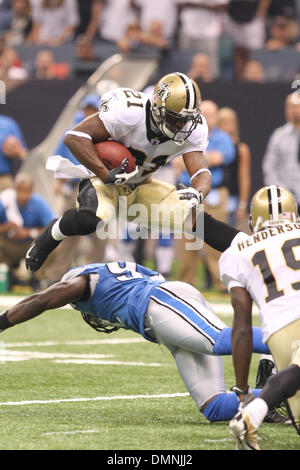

{"left": 99, "top": 88, "right": 147, "bottom": 127}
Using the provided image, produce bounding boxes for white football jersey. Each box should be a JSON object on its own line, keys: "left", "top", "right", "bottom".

{"left": 219, "top": 223, "right": 300, "bottom": 342}
{"left": 98, "top": 88, "right": 209, "bottom": 184}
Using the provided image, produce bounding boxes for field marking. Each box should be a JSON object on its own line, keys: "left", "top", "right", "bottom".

{"left": 204, "top": 438, "right": 232, "bottom": 443}
{"left": 44, "top": 430, "right": 99, "bottom": 435}
{"left": 54, "top": 359, "right": 167, "bottom": 366}
{"left": 0, "top": 392, "right": 189, "bottom": 407}
{"left": 3, "top": 350, "right": 114, "bottom": 362}
{"left": 5, "top": 338, "right": 146, "bottom": 348}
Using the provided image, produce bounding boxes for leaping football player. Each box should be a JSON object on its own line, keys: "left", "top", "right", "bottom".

{"left": 219, "top": 185, "right": 300, "bottom": 449}
{"left": 26, "top": 72, "right": 212, "bottom": 272}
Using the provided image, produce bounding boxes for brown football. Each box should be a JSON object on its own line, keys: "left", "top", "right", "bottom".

{"left": 94, "top": 141, "right": 136, "bottom": 173}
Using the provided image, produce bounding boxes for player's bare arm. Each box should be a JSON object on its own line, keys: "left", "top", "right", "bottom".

{"left": 64, "top": 113, "right": 112, "bottom": 182}
{"left": 0, "top": 277, "right": 87, "bottom": 330}
{"left": 183, "top": 150, "right": 211, "bottom": 198}
{"left": 230, "top": 286, "right": 253, "bottom": 392}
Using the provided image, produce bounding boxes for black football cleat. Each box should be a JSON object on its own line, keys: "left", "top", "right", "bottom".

{"left": 26, "top": 219, "right": 61, "bottom": 272}
{"left": 256, "top": 355, "right": 291, "bottom": 425}
{"left": 255, "top": 355, "right": 276, "bottom": 389}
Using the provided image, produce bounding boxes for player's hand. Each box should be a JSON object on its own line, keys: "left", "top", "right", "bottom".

{"left": 177, "top": 186, "right": 203, "bottom": 209}
{"left": 105, "top": 158, "right": 139, "bottom": 185}
{"left": 231, "top": 385, "right": 255, "bottom": 410}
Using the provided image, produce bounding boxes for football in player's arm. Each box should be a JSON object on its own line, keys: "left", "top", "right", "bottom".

{"left": 25, "top": 73, "right": 215, "bottom": 273}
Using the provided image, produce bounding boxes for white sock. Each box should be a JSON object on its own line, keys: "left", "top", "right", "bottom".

{"left": 244, "top": 398, "right": 269, "bottom": 429}
{"left": 51, "top": 218, "right": 66, "bottom": 241}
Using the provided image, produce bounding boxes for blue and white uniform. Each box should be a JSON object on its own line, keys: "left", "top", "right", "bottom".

{"left": 62, "top": 261, "right": 268, "bottom": 415}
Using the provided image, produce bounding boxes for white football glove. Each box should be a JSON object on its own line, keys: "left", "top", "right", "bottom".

{"left": 105, "top": 157, "right": 139, "bottom": 185}
{"left": 177, "top": 186, "right": 203, "bottom": 209}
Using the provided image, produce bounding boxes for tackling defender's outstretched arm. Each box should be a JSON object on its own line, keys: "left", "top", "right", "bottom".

{"left": 0, "top": 277, "right": 87, "bottom": 330}
{"left": 64, "top": 113, "right": 111, "bottom": 182}
{"left": 230, "top": 286, "right": 253, "bottom": 392}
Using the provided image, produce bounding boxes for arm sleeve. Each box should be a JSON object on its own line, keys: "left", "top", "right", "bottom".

{"left": 202, "top": 212, "right": 240, "bottom": 252}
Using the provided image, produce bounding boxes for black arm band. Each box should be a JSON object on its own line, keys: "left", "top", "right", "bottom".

{"left": 0, "top": 311, "right": 12, "bottom": 332}
{"left": 194, "top": 212, "right": 240, "bottom": 252}
{"left": 104, "top": 171, "right": 116, "bottom": 185}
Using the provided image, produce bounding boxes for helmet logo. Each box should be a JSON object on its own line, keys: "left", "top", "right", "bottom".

{"left": 157, "top": 81, "right": 172, "bottom": 101}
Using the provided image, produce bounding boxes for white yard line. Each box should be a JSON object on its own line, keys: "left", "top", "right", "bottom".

{"left": 5, "top": 338, "right": 146, "bottom": 348}
{"left": 0, "top": 392, "right": 189, "bottom": 407}
{"left": 53, "top": 359, "right": 167, "bottom": 366}
{"left": 44, "top": 430, "right": 99, "bottom": 435}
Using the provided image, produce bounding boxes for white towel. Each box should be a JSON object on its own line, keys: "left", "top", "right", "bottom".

{"left": 0, "top": 189, "right": 23, "bottom": 227}
{"left": 46, "top": 155, "right": 96, "bottom": 179}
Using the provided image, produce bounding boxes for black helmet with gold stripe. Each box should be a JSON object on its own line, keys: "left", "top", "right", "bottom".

{"left": 249, "top": 185, "right": 299, "bottom": 232}
{"left": 150, "top": 72, "right": 202, "bottom": 144}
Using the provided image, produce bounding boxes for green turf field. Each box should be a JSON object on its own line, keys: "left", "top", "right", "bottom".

{"left": 0, "top": 302, "right": 298, "bottom": 451}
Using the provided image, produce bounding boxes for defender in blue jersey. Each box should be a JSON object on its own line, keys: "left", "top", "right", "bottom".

{"left": 0, "top": 261, "right": 281, "bottom": 424}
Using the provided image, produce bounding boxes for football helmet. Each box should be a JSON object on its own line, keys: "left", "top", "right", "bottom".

{"left": 249, "top": 185, "right": 299, "bottom": 232}
{"left": 150, "top": 72, "right": 202, "bottom": 144}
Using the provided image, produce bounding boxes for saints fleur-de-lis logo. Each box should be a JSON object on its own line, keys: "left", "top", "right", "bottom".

{"left": 157, "top": 81, "right": 172, "bottom": 101}
{"left": 99, "top": 97, "right": 111, "bottom": 112}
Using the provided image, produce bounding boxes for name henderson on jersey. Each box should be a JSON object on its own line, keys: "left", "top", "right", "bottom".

{"left": 237, "top": 223, "right": 300, "bottom": 251}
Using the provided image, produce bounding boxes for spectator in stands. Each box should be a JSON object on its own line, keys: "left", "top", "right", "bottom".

{"left": 0, "top": 113, "right": 27, "bottom": 190}
{"left": 199, "top": 100, "right": 236, "bottom": 291}
{"left": 34, "top": 50, "right": 70, "bottom": 80}
{"left": 75, "top": 0, "right": 94, "bottom": 37}
{"left": 218, "top": 107, "right": 251, "bottom": 231}
{"left": 5, "top": 0, "right": 33, "bottom": 46}
{"left": 75, "top": 34, "right": 97, "bottom": 61}
{"left": 187, "top": 52, "right": 213, "bottom": 82}
{"left": 266, "top": 15, "right": 295, "bottom": 50}
{"left": 177, "top": 100, "right": 236, "bottom": 291}
{"left": 0, "top": 173, "right": 56, "bottom": 290}
{"left": 118, "top": 0, "right": 177, "bottom": 52}
{"left": 242, "top": 60, "right": 265, "bottom": 82}
{"left": 0, "top": 0, "right": 12, "bottom": 32}
{"left": 31, "top": 0, "right": 79, "bottom": 46}
{"left": 177, "top": 0, "right": 229, "bottom": 79}
{"left": 267, "top": 0, "right": 297, "bottom": 21}
{"left": 83, "top": 0, "right": 138, "bottom": 44}
{"left": 73, "top": 34, "right": 99, "bottom": 77}
{"left": 223, "top": 0, "right": 270, "bottom": 80}
{"left": 262, "top": 93, "right": 300, "bottom": 212}
{"left": 0, "top": 33, "right": 27, "bottom": 81}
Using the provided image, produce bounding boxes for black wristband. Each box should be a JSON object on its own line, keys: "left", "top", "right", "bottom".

{"left": 104, "top": 171, "right": 116, "bottom": 185}
{"left": 231, "top": 385, "right": 250, "bottom": 396}
{"left": 0, "top": 311, "right": 12, "bottom": 332}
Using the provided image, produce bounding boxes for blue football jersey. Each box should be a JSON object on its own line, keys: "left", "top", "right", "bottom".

{"left": 61, "top": 262, "right": 165, "bottom": 340}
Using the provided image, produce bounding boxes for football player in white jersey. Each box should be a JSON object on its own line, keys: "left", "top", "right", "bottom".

{"left": 26, "top": 72, "right": 212, "bottom": 272}
{"left": 219, "top": 185, "right": 300, "bottom": 449}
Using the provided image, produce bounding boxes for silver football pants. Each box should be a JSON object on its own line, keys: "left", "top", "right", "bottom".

{"left": 144, "top": 281, "right": 227, "bottom": 410}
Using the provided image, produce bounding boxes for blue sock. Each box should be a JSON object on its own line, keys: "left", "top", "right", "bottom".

{"left": 203, "top": 389, "right": 261, "bottom": 422}
{"left": 213, "top": 327, "right": 270, "bottom": 355}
